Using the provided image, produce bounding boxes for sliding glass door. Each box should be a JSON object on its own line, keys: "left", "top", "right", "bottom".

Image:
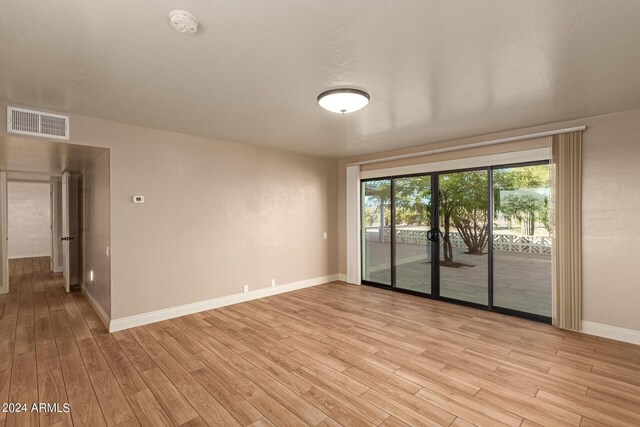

{"left": 438, "top": 170, "right": 489, "bottom": 305}
{"left": 361, "top": 161, "right": 552, "bottom": 323}
{"left": 492, "top": 164, "right": 552, "bottom": 317}
{"left": 394, "top": 176, "right": 432, "bottom": 294}
{"left": 361, "top": 179, "right": 392, "bottom": 285}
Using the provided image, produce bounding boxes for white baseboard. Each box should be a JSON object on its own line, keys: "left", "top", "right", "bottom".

{"left": 9, "top": 253, "right": 52, "bottom": 260}
{"left": 581, "top": 321, "right": 640, "bottom": 345}
{"left": 109, "top": 273, "right": 339, "bottom": 333}
{"left": 83, "top": 287, "right": 111, "bottom": 330}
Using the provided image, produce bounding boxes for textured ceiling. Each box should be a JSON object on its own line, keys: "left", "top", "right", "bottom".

{"left": 2, "top": 1, "right": 640, "bottom": 157}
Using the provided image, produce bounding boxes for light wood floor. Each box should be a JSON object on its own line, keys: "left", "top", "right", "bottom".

{"left": 2, "top": 257, "right": 640, "bottom": 426}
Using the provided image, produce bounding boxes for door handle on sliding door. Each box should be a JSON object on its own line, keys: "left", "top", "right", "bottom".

{"left": 426, "top": 229, "right": 440, "bottom": 242}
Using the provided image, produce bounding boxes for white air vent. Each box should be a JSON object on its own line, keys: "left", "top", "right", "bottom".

{"left": 7, "top": 106, "right": 69, "bottom": 140}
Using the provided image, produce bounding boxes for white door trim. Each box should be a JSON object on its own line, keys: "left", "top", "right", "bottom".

{"left": 0, "top": 171, "right": 8, "bottom": 295}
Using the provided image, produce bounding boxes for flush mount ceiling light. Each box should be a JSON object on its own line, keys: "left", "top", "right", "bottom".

{"left": 317, "top": 88, "right": 370, "bottom": 114}
{"left": 169, "top": 10, "right": 199, "bottom": 34}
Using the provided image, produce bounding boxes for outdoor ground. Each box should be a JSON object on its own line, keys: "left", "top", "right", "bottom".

{"left": 364, "top": 241, "right": 551, "bottom": 317}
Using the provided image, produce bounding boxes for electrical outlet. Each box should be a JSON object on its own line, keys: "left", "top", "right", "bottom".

{"left": 271, "top": 279, "right": 276, "bottom": 287}
{"left": 323, "top": 232, "right": 328, "bottom": 239}
{"left": 243, "top": 284, "right": 249, "bottom": 293}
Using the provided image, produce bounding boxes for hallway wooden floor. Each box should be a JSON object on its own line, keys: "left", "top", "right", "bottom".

{"left": 1, "top": 257, "right": 640, "bottom": 426}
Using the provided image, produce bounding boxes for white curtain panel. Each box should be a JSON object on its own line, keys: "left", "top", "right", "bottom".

{"left": 346, "top": 165, "right": 361, "bottom": 284}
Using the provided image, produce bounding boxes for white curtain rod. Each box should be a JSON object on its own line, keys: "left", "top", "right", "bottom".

{"left": 348, "top": 125, "right": 587, "bottom": 166}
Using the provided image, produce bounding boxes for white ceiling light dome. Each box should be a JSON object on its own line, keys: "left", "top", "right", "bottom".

{"left": 317, "top": 88, "right": 370, "bottom": 114}
{"left": 169, "top": 10, "right": 199, "bottom": 34}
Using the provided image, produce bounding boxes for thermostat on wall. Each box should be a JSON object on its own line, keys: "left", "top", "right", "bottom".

{"left": 133, "top": 195, "right": 144, "bottom": 204}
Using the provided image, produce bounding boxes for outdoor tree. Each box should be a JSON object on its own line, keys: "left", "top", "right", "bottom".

{"left": 440, "top": 171, "right": 489, "bottom": 257}
{"left": 362, "top": 180, "right": 391, "bottom": 242}
{"left": 394, "top": 176, "right": 431, "bottom": 226}
{"left": 363, "top": 165, "right": 549, "bottom": 265}
{"left": 439, "top": 187, "right": 455, "bottom": 263}
{"left": 499, "top": 194, "right": 540, "bottom": 235}
{"left": 494, "top": 165, "right": 550, "bottom": 235}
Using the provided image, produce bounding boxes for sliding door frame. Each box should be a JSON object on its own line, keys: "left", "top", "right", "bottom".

{"left": 360, "top": 177, "right": 393, "bottom": 287}
{"left": 488, "top": 167, "right": 494, "bottom": 311}
{"left": 489, "top": 160, "right": 552, "bottom": 323}
{"left": 431, "top": 174, "right": 439, "bottom": 298}
{"left": 361, "top": 160, "right": 552, "bottom": 324}
{"left": 390, "top": 179, "right": 397, "bottom": 288}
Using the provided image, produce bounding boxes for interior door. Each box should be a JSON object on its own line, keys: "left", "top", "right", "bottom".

{"left": 50, "top": 178, "right": 63, "bottom": 273}
{"left": 0, "top": 171, "right": 8, "bottom": 295}
{"left": 50, "top": 181, "right": 54, "bottom": 273}
{"left": 61, "top": 172, "right": 79, "bottom": 293}
{"left": 62, "top": 172, "right": 70, "bottom": 292}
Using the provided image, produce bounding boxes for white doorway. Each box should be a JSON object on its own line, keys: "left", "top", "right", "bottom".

{"left": 0, "top": 135, "right": 109, "bottom": 299}
{"left": 7, "top": 176, "right": 52, "bottom": 259}
{"left": 0, "top": 172, "right": 56, "bottom": 295}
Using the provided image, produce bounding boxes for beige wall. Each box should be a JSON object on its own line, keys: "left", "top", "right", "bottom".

{"left": 338, "top": 108, "right": 640, "bottom": 332}
{"left": 579, "top": 110, "right": 640, "bottom": 331}
{"left": 5, "top": 112, "right": 339, "bottom": 320}
{"left": 8, "top": 181, "right": 51, "bottom": 259}
{"left": 83, "top": 152, "right": 111, "bottom": 316}
{"left": 4, "top": 100, "right": 637, "bottom": 332}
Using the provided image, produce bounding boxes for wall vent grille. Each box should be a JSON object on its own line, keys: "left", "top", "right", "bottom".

{"left": 7, "top": 106, "right": 69, "bottom": 140}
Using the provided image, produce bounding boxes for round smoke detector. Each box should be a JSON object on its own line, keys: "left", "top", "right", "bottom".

{"left": 169, "top": 10, "right": 199, "bottom": 34}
